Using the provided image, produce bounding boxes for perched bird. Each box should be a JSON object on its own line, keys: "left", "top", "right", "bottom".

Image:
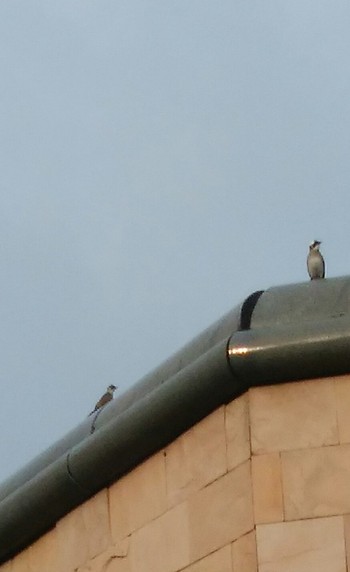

{"left": 307, "top": 240, "right": 325, "bottom": 280}
{"left": 89, "top": 384, "right": 117, "bottom": 415}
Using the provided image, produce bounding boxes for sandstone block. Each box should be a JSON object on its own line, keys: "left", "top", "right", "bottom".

{"left": 256, "top": 517, "right": 346, "bottom": 572}
{"left": 252, "top": 453, "right": 283, "bottom": 524}
{"left": 29, "top": 529, "right": 58, "bottom": 572}
{"left": 189, "top": 461, "right": 254, "bottom": 562}
{"left": 335, "top": 376, "right": 350, "bottom": 444}
{"left": 165, "top": 407, "right": 227, "bottom": 506}
{"left": 130, "top": 503, "right": 189, "bottom": 572}
{"left": 250, "top": 378, "right": 338, "bottom": 454}
{"left": 225, "top": 393, "right": 250, "bottom": 471}
{"left": 109, "top": 452, "right": 167, "bottom": 541}
{"left": 181, "top": 545, "right": 231, "bottom": 572}
{"left": 282, "top": 444, "right": 350, "bottom": 520}
{"left": 232, "top": 530, "right": 257, "bottom": 572}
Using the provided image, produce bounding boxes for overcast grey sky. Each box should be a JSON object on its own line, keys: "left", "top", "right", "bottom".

{"left": 1, "top": 1, "right": 349, "bottom": 482}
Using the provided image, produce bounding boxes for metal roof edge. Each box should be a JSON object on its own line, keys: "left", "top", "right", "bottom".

{"left": 0, "top": 336, "right": 240, "bottom": 563}
{"left": 0, "top": 290, "right": 264, "bottom": 564}
{"left": 0, "top": 293, "right": 257, "bottom": 504}
{"left": 229, "top": 315, "right": 350, "bottom": 385}
{"left": 2, "top": 276, "right": 350, "bottom": 563}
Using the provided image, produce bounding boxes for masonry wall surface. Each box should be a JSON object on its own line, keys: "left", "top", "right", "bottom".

{"left": 3, "top": 374, "right": 350, "bottom": 572}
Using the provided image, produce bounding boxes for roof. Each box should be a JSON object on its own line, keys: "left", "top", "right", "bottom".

{"left": 1, "top": 276, "right": 350, "bottom": 563}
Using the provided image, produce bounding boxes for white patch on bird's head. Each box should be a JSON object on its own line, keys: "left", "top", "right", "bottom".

{"left": 309, "top": 240, "right": 322, "bottom": 250}
{"left": 107, "top": 384, "right": 117, "bottom": 394}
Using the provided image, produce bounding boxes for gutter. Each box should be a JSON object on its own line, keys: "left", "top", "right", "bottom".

{"left": 1, "top": 277, "right": 350, "bottom": 563}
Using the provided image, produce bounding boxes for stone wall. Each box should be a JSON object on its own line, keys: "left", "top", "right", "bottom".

{"left": 2, "top": 374, "right": 350, "bottom": 572}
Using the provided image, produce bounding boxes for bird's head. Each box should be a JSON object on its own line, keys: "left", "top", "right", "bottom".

{"left": 309, "top": 240, "right": 322, "bottom": 251}
{"left": 107, "top": 384, "right": 117, "bottom": 393}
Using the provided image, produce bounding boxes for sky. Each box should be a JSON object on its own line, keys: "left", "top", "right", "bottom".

{"left": 0, "top": 0, "right": 349, "bottom": 482}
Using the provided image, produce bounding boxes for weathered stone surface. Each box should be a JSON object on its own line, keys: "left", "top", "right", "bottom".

{"left": 110, "top": 452, "right": 167, "bottom": 541}
{"left": 181, "top": 545, "right": 231, "bottom": 572}
{"left": 165, "top": 407, "right": 227, "bottom": 506}
{"left": 189, "top": 461, "right": 254, "bottom": 562}
{"left": 335, "top": 375, "right": 350, "bottom": 444}
{"left": 232, "top": 531, "right": 257, "bottom": 572}
{"left": 129, "top": 503, "right": 189, "bottom": 572}
{"left": 256, "top": 517, "right": 346, "bottom": 572}
{"left": 252, "top": 453, "right": 283, "bottom": 524}
{"left": 225, "top": 393, "right": 250, "bottom": 471}
{"left": 282, "top": 444, "right": 350, "bottom": 520}
{"left": 250, "top": 378, "right": 338, "bottom": 454}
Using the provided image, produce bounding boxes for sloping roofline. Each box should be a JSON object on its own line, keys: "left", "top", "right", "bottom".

{"left": 2, "top": 276, "right": 350, "bottom": 563}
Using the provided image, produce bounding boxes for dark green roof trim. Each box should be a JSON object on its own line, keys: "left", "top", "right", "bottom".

{"left": 1, "top": 276, "right": 350, "bottom": 563}
{"left": 229, "top": 316, "right": 350, "bottom": 385}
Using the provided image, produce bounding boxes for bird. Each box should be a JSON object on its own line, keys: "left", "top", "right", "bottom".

{"left": 307, "top": 240, "right": 325, "bottom": 280}
{"left": 89, "top": 384, "right": 117, "bottom": 415}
